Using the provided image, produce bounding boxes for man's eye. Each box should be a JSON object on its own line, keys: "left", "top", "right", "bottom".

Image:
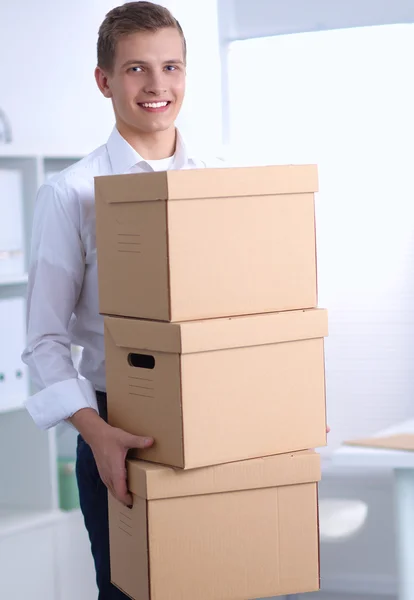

{"left": 165, "top": 65, "right": 176, "bottom": 71}
{"left": 131, "top": 66, "right": 143, "bottom": 72}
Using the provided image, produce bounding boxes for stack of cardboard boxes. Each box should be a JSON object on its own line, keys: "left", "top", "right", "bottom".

{"left": 94, "top": 163, "right": 328, "bottom": 600}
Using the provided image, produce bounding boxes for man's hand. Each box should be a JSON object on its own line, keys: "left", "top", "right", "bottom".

{"left": 69, "top": 408, "right": 154, "bottom": 507}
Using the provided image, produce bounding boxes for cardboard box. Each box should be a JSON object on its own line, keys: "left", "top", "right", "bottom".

{"left": 95, "top": 164, "right": 319, "bottom": 322}
{"left": 109, "top": 450, "right": 321, "bottom": 600}
{"left": 104, "top": 307, "right": 328, "bottom": 469}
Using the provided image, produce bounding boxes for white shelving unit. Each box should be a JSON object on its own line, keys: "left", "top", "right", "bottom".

{"left": 0, "top": 153, "right": 97, "bottom": 599}
{"left": 0, "top": 274, "right": 28, "bottom": 285}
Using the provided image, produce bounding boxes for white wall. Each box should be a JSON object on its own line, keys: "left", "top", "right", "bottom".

{"left": 0, "top": 0, "right": 222, "bottom": 156}
{"left": 225, "top": 20, "right": 414, "bottom": 451}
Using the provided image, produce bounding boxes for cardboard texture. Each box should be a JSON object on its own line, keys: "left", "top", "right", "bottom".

{"left": 108, "top": 451, "right": 321, "bottom": 600}
{"left": 104, "top": 307, "right": 328, "bottom": 469}
{"left": 344, "top": 434, "right": 414, "bottom": 452}
{"left": 95, "top": 164, "right": 319, "bottom": 322}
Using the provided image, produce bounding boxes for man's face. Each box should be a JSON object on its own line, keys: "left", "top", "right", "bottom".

{"left": 98, "top": 27, "right": 186, "bottom": 136}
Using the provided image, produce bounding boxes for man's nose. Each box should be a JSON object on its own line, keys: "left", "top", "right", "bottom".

{"left": 145, "top": 87, "right": 167, "bottom": 96}
{"left": 144, "top": 72, "right": 167, "bottom": 96}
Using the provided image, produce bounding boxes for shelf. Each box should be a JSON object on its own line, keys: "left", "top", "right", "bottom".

{"left": 0, "top": 148, "right": 84, "bottom": 160}
{"left": 61, "top": 507, "right": 82, "bottom": 519}
{"left": 0, "top": 273, "right": 28, "bottom": 286}
{"left": 0, "top": 401, "right": 26, "bottom": 415}
{"left": 0, "top": 396, "right": 27, "bottom": 416}
{"left": 0, "top": 149, "right": 37, "bottom": 158}
{"left": 0, "top": 508, "right": 65, "bottom": 538}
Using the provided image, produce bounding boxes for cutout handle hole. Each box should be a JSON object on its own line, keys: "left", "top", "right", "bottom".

{"left": 128, "top": 353, "right": 155, "bottom": 370}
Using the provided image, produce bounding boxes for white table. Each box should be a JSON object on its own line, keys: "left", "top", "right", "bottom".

{"left": 329, "top": 421, "right": 414, "bottom": 600}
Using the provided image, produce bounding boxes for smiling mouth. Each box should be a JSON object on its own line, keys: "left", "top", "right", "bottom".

{"left": 138, "top": 101, "right": 171, "bottom": 112}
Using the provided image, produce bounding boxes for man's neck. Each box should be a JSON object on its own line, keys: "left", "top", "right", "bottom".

{"left": 117, "top": 123, "right": 176, "bottom": 160}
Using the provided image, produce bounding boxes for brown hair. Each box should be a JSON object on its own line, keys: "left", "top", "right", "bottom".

{"left": 97, "top": 1, "right": 187, "bottom": 72}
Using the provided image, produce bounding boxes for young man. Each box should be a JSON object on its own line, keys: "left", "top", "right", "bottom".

{"left": 21, "top": 2, "right": 223, "bottom": 598}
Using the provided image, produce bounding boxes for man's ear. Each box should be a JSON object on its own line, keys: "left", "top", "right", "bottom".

{"left": 95, "top": 66, "right": 113, "bottom": 99}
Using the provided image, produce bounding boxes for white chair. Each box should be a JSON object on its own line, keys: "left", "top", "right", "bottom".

{"left": 319, "top": 498, "right": 368, "bottom": 541}
{"left": 283, "top": 499, "right": 369, "bottom": 599}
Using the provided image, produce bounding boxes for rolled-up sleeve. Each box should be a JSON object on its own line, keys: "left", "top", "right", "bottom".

{"left": 21, "top": 182, "right": 98, "bottom": 429}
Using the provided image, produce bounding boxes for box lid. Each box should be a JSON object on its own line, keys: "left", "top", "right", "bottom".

{"left": 127, "top": 450, "right": 321, "bottom": 500}
{"left": 95, "top": 164, "right": 318, "bottom": 203}
{"left": 104, "top": 308, "right": 328, "bottom": 354}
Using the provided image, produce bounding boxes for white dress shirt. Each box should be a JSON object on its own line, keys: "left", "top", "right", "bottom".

{"left": 22, "top": 126, "right": 224, "bottom": 430}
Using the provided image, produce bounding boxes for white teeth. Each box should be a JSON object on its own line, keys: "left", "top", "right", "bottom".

{"left": 141, "top": 101, "right": 168, "bottom": 108}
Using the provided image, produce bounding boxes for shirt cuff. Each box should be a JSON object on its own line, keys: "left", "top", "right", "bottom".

{"left": 25, "top": 377, "right": 99, "bottom": 430}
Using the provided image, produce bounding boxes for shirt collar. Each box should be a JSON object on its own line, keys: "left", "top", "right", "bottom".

{"left": 106, "top": 126, "right": 198, "bottom": 174}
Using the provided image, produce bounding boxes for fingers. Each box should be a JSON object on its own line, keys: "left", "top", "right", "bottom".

{"left": 95, "top": 450, "right": 134, "bottom": 507}
{"left": 107, "top": 484, "right": 132, "bottom": 508}
{"left": 96, "top": 428, "right": 154, "bottom": 507}
{"left": 112, "top": 433, "right": 153, "bottom": 504}
{"left": 107, "top": 481, "right": 118, "bottom": 503}
{"left": 107, "top": 465, "right": 133, "bottom": 507}
{"left": 114, "top": 476, "right": 133, "bottom": 507}
{"left": 122, "top": 432, "right": 154, "bottom": 450}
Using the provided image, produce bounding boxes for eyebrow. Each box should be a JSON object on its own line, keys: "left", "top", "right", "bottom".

{"left": 121, "top": 59, "right": 184, "bottom": 68}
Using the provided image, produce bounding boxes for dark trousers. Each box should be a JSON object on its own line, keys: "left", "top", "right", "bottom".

{"left": 75, "top": 391, "right": 128, "bottom": 599}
